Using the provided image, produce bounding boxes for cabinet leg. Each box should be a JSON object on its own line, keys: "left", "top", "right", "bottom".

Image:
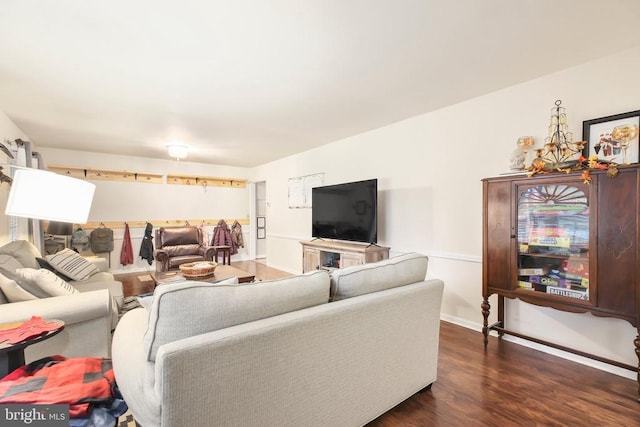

{"left": 481, "top": 297, "right": 491, "bottom": 349}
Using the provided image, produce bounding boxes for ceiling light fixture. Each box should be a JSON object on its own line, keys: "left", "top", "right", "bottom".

{"left": 167, "top": 144, "right": 189, "bottom": 160}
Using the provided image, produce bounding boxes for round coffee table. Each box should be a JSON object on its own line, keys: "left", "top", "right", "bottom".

{"left": 0, "top": 319, "right": 65, "bottom": 378}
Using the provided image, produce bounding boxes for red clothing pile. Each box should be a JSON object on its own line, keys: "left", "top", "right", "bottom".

{"left": 0, "top": 356, "right": 116, "bottom": 418}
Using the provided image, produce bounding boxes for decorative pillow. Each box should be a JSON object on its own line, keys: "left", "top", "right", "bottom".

{"left": 45, "top": 248, "right": 100, "bottom": 281}
{"left": 36, "top": 257, "right": 73, "bottom": 281}
{"left": 329, "top": 252, "right": 429, "bottom": 301}
{"left": 0, "top": 267, "right": 49, "bottom": 298}
{"left": 143, "top": 270, "right": 330, "bottom": 362}
{"left": 15, "top": 268, "right": 78, "bottom": 297}
{"left": 0, "top": 272, "right": 38, "bottom": 302}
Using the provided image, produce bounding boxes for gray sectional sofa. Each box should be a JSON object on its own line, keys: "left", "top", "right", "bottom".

{"left": 112, "top": 252, "right": 444, "bottom": 426}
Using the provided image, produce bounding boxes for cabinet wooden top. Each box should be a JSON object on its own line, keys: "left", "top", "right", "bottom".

{"left": 300, "top": 239, "right": 389, "bottom": 253}
{"left": 482, "top": 163, "right": 640, "bottom": 182}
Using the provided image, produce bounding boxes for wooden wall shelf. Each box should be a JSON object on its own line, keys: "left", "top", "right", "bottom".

{"left": 48, "top": 165, "right": 163, "bottom": 183}
{"left": 166, "top": 174, "right": 246, "bottom": 188}
{"left": 48, "top": 165, "right": 247, "bottom": 188}
{"left": 44, "top": 218, "right": 249, "bottom": 231}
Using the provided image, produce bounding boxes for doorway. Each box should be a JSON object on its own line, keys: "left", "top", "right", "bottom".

{"left": 255, "top": 181, "right": 266, "bottom": 260}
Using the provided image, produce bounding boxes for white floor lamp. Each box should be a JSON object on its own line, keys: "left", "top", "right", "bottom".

{"left": 5, "top": 168, "right": 96, "bottom": 226}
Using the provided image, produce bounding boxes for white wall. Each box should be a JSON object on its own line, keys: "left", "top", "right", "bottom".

{"left": 1, "top": 47, "right": 638, "bottom": 379}
{"left": 34, "top": 148, "right": 254, "bottom": 273}
{"left": 254, "top": 46, "right": 640, "bottom": 379}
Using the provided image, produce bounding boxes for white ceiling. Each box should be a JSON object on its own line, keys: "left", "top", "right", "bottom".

{"left": 1, "top": 1, "right": 639, "bottom": 167}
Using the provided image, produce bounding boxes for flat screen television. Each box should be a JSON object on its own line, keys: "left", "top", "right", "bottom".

{"left": 312, "top": 179, "right": 377, "bottom": 244}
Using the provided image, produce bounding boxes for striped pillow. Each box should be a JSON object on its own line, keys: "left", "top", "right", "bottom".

{"left": 46, "top": 248, "right": 100, "bottom": 281}
{"left": 16, "top": 268, "right": 78, "bottom": 297}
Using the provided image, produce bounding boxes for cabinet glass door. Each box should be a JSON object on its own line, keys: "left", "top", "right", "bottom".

{"left": 516, "top": 183, "right": 590, "bottom": 301}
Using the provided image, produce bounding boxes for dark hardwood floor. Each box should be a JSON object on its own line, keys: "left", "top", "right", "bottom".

{"left": 368, "top": 321, "right": 639, "bottom": 426}
{"left": 115, "top": 262, "right": 640, "bottom": 426}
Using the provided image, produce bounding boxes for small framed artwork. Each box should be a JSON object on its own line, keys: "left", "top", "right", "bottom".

{"left": 582, "top": 110, "right": 640, "bottom": 164}
{"left": 257, "top": 216, "right": 266, "bottom": 239}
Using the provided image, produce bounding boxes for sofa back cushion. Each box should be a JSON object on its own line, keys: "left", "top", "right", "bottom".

{"left": 143, "top": 270, "right": 330, "bottom": 361}
{"left": 0, "top": 240, "right": 41, "bottom": 270}
{"left": 0, "top": 255, "right": 25, "bottom": 272}
{"left": 157, "top": 227, "right": 204, "bottom": 256}
{"left": 158, "top": 227, "right": 201, "bottom": 247}
{"left": 329, "top": 252, "right": 428, "bottom": 301}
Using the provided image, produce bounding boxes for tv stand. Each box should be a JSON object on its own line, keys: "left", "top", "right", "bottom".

{"left": 301, "top": 240, "right": 390, "bottom": 273}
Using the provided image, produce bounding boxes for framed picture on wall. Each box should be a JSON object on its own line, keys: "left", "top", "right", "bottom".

{"left": 582, "top": 110, "right": 640, "bottom": 165}
{"left": 257, "top": 216, "right": 266, "bottom": 239}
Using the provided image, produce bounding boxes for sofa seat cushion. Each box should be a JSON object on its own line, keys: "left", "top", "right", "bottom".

{"left": 45, "top": 249, "right": 100, "bottom": 281}
{"left": 72, "top": 271, "right": 116, "bottom": 284}
{"left": 167, "top": 254, "right": 205, "bottom": 268}
{"left": 162, "top": 244, "right": 202, "bottom": 257}
{"left": 330, "top": 252, "right": 428, "bottom": 301}
{"left": 143, "top": 270, "right": 330, "bottom": 361}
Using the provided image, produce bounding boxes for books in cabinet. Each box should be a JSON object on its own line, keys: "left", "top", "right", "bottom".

{"left": 546, "top": 286, "right": 588, "bottom": 300}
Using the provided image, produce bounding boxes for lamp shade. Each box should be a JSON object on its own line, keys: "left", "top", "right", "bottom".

{"left": 47, "top": 221, "right": 74, "bottom": 235}
{"left": 5, "top": 169, "right": 96, "bottom": 224}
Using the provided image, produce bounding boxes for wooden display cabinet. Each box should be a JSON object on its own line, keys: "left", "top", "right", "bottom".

{"left": 301, "top": 239, "right": 389, "bottom": 273}
{"left": 482, "top": 166, "right": 640, "bottom": 400}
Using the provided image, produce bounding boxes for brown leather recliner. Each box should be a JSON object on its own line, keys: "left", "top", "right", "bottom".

{"left": 154, "top": 226, "right": 215, "bottom": 272}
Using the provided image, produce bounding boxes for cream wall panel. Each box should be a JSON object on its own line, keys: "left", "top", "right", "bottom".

{"left": 1, "top": 46, "right": 639, "bottom": 377}
{"left": 35, "top": 148, "right": 253, "bottom": 272}
{"left": 254, "top": 46, "right": 640, "bottom": 378}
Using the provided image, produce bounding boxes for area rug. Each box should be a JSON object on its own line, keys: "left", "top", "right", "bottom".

{"left": 119, "top": 296, "right": 143, "bottom": 319}
{"left": 117, "top": 409, "right": 139, "bottom": 427}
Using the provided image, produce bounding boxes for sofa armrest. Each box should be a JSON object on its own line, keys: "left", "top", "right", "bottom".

{"left": 0, "top": 290, "right": 113, "bottom": 362}
{"left": 0, "top": 290, "right": 111, "bottom": 325}
{"left": 73, "top": 279, "right": 124, "bottom": 310}
{"left": 203, "top": 246, "right": 216, "bottom": 261}
{"left": 112, "top": 308, "right": 160, "bottom": 427}
{"left": 154, "top": 249, "right": 169, "bottom": 272}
